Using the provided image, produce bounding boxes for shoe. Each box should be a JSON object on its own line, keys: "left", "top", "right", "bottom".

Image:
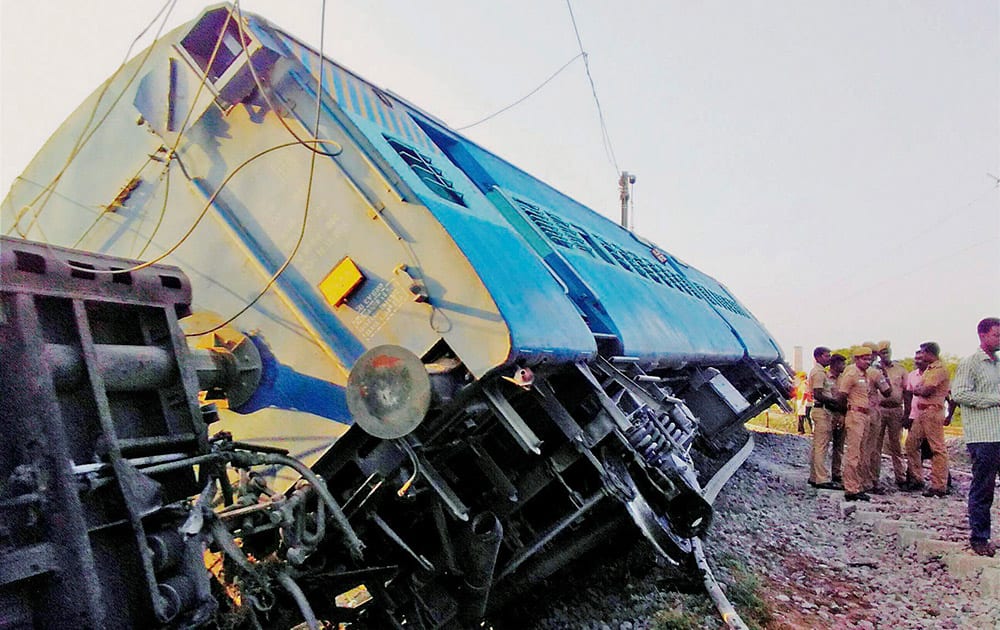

{"left": 901, "top": 481, "right": 925, "bottom": 492}
{"left": 868, "top": 486, "right": 886, "bottom": 495}
{"left": 832, "top": 476, "right": 843, "bottom": 484}
{"left": 922, "top": 488, "right": 948, "bottom": 498}
{"left": 811, "top": 481, "right": 841, "bottom": 490}
{"left": 844, "top": 492, "right": 871, "bottom": 502}
{"left": 895, "top": 480, "right": 908, "bottom": 488}
{"left": 971, "top": 540, "right": 996, "bottom": 557}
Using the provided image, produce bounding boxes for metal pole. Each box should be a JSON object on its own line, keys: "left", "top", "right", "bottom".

{"left": 618, "top": 171, "right": 635, "bottom": 229}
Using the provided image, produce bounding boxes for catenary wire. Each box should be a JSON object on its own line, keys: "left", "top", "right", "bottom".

{"left": 566, "top": 0, "right": 619, "bottom": 175}
{"left": 231, "top": 1, "right": 445, "bottom": 335}
{"left": 19, "top": 4, "right": 239, "bottom": 273}
{"left": 233, "top": 1, "right": 343, "bottom": 158}
{"left": 792, "top": 185, "right": 999, "bottom": 306}
{"left": 185, "top": 0, "right": 332, "bottom": 337}
{"left": 8, "top": 0, "right": 179, "bottom": 238}
{"left": 455, "top": 52, "right": 585, "bottom": 131}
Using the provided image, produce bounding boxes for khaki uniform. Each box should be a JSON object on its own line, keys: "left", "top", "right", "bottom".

{"left": 859, "top": 366, "right": 887, "bottom": 490}
{"left": 808, "top": 364, "right": 835, "bottom": 484}
{"left": 830, "top": 406, "right": 845, "bottom": 481}
{"left": 875, "top": 363, "right": 909, "bottom": 485}
{"left": 838, "top": 364, "right": 879, "bottom": 495}
{"left": 904, "top": 360, "right": 951, "bottom": 491}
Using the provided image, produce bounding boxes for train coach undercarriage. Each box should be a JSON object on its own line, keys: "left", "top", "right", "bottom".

{"left": 0, "top": 237, "right": 790, "bottom": 629}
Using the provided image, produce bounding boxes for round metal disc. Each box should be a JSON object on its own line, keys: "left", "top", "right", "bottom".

{"left": 347, "top": 345, "right": 431, "bottom": 439}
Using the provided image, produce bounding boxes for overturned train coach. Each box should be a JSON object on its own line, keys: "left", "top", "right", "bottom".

{"left": 0, "top": 4, "right": 792, "bottom": 628}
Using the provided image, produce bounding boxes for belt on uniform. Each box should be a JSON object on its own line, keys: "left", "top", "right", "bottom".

{"left": 848, "top": 406, "right": 870, "bottom": 414}
{"left": 879, "top": 401, "right": 902, "bottom": 408}
{"left": 917, "top": 402, "right": 943, "bottom": 411}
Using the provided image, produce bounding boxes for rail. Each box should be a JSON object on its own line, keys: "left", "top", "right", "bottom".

{"left": 697, "top": 432, "right": 755, "bottom": 629}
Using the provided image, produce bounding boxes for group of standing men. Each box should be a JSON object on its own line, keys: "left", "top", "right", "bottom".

{"left": 806, "top": 340, "right": 945, "bottom": 501}
{"left": 804, "top": 317, "right": 1000, "bottom": 557}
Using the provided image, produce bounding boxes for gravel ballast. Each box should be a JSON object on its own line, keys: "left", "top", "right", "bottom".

{"left": 491, "top": 428, "right": 1000, "bottom": 629}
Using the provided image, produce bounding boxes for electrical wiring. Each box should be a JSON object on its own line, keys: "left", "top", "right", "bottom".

{"left": 126, "top": 8, "right": 255, "bottom": 262}
{"left": 184, "top": 0, "right": 332, "bottom": 338}
{"left": 15, "top": 2, "right": 416, "bottom": 343}
{"left": 231, "top": 1, "right": 343, "bottom": 158}
{"left": 51, "top": 138, "right": 341, "bottom": 278}
{"left": 11, "top": 1, "right": 346, "bottom": 345}
{"left": 8, "top": 0, "right": 179, "bottom": 238}
{"left": 121, "top": 0, "right": 179, "bottom": 62}
{"left": 455, "top": 52, "right": 585, "bottom": 131}
{"left": 135, "top": 161, "right": 172, "bottom": 259}
{"left": 70, "top": 154, "right": 156, "bottom": 250}
{"left": 49, "top": 1, "right": 341, "bottom": 275}
{"left": 17, "top": 0, "right": 234, "bottom": 249}
{"left": 13, "top": 5, "right": 240, "bottom": 280}
{"left": 162, "top": 8, "right": 237, "bottom": 162}
{"left": 227, "top": 1, "right": 443, "bottom": 336}
{"left": 565, "top": 0, "right": 619, "bottom": 175}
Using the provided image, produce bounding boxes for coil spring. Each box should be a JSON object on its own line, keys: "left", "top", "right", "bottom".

{"left": 624, "top": 405, "right": 695, "bottom": 473}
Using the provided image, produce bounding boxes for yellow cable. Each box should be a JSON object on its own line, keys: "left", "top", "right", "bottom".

{"left": 8, "top": 0, "right": 179, "bottom": 237}
{"left": 232, "top": 2, "right": 341, "bottom": 158}
{"left": 184, "top": 0, "right": 332, "bottom": 338}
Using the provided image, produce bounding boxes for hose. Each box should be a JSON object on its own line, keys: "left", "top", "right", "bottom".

{"left": 209, "top": 519, "right": 319, "bottom": 630}
{"left": 231, "top": 451, "right": 364, "bottom": 562}
{"left": 692, "top": 537, "right": 748, "bottom": 630}
{"left": 275, "top": 572, "right": 320, "bottom": 630}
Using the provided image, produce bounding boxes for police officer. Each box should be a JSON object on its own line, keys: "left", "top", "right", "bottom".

{"left": 808, "top": 347, "right": 840, "bottom": 489}
{"left": 873, "top": 341, "right": 909, "bottom": 488}
{"left": 859, "top": 342, "right": 892, "bottom": 493}
{"left": 828, "top": 354, "right": 848, "bottom": 484}
{"left": 904, "top": 342, "right": 952, "bottom": 496}
{"left": 837, "top": 346, "right": 890, "bottom": 501}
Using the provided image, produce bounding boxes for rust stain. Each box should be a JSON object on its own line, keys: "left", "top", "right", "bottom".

{"left": 371, "top": 354, "right": 402, "bottom": 369}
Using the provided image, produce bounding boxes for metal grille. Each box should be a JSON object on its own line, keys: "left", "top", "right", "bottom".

{"left": 593, "top": 237, "right": 748, "bottom": 317}
{"left": 514, "top": 198, "right": 596, "bottom": 255}
{"left": 511, "top": 197, "right": 749, "bottom": 318}
{"left": 385, "top": 137, "right": 465, "bottom": 207}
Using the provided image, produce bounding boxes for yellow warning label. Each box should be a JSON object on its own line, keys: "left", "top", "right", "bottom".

{"left": 319, "top": 256, "right": 365, "bottom": 307}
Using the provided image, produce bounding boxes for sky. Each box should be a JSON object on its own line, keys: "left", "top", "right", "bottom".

{"left": 2, "top": 1, "right": 998, "bottom": 370}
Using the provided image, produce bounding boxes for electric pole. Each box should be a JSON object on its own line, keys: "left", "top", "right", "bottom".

{"left": 618, "top": 171, "right": 636, "bottom": 230}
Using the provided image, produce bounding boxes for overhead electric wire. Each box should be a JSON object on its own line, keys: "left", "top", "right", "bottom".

{"left": 121, "top": 0, "right": 178, "bottom": 61}
{"left": 134, "top": 163, "right": 172, "bottom": 259}
{"left": 566, "top": 0, "right": 620, "bottom": 175}
{"left": 792, "top": 185, "right": 999, "bottom": 305}
{"left": 455, "top": 52, "right": 585, "bottom": 131}
{"left": 69, "top": 154, "right": 156, "bottom": 250}
{"left": 8, "top": 0, "right": 179, "bottom": 238}
{"left": 232, "top": 1, "right": 446, "bottom": 337}
{"left": 20, "top": 0, "right": 344, "bottom": 345}
{"left": 233, "top": 1, "right": 343, "bottom": 158}
{"left": 834, "top": 237, "right": 995, "bottom": 302}
{"left": 24, "top": 4, "right": 238, "bottom": 276}
{"left": 36, "top": 2, "right": 337, "bottom": 281}
{"left": 185, "top": 0, "right": 332, "bottom": 337}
